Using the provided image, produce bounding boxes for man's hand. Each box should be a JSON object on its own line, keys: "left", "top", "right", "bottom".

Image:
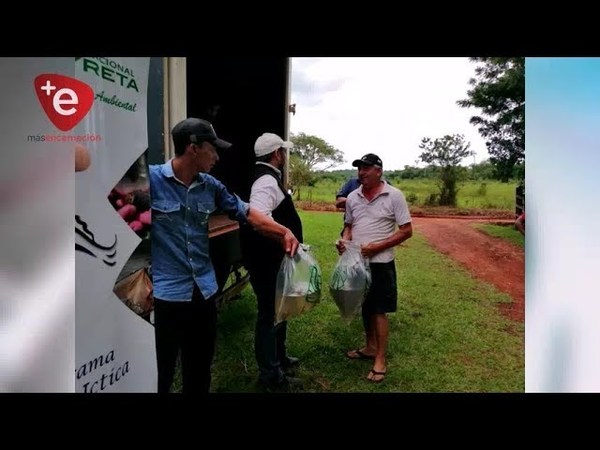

{"left": 335, "top": 239, "right": 347, "bottom": 255}
{"left": 335, "top": 197, "right": 347, "bottom": 210}
{"left": 283, "top": 229, "right": 299, "bottom": 257}
{"left": 360, "top": 242, "right": 379, "bottom": 259}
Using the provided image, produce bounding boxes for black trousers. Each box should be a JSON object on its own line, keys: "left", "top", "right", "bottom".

{"left": 154, "top": 284, "right": 217, "bottom": 394}
{"left": 248, "top": 263, "right": 288, "bottom": 384}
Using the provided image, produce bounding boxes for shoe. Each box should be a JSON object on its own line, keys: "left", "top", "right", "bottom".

{"left": 282, "top": 376, "right": 303, "bottom": 392}
{"left": 280, "top": 356, "right": 300, "bottom": 369}
{"left": 259, "top": 375, "right": 304, "bottom": 393}
{"left": 280, "top": 356, "right": 300, "bottom": 376}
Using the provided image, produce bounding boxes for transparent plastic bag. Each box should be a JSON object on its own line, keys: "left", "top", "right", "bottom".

{"left": 329, "top": 240, "right": 371, "bottom": 320}
{"left": 274, "top": 244, "right": 322, "bottom": 325}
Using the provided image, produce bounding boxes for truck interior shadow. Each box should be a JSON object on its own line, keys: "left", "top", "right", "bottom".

{"left": 186, "top": 57, "right": 290, "bottom": 306}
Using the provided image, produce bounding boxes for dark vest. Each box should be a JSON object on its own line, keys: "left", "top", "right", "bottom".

{"left": 240, "top": 164, "right": 303, "bottom": 270}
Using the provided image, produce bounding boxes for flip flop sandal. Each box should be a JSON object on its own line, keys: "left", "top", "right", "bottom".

{"left": 346, "top": 349, "right": 375, "bottom": 360}
{"left": 368, "top": 369, "right": 386, "bottom": 383}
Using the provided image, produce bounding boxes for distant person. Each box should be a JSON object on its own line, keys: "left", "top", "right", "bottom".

{"left": 335, "top": 177, "right": 361, "bottom": 210}
{"left": 150, "top": 118, "right": 299, "bottom": 394}
{"left": 515, "top": 210, "right": 525, "bottom": 235}
{"left": 336, "top": 153, "right": 412, "bottom": 383}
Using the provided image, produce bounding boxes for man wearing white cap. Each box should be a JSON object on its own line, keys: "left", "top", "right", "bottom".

{"left": 240, "top": 132, "right": 304, "bottom": 392}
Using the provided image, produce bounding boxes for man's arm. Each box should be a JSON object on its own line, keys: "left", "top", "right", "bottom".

{"left": 338, "top": 196, "right": 354, "bottom": 248}
{"left": 335, "top": 197, "right": 348, "bottom": 210}
{"left": 341, "top": 223, "right": 352, "bottom": 241}
{"left": 361, "top": 222, "right": 413, "bottom": 259}
{"left": 335, "top": 178, "right": 359, "bottom": 210}
{"left": 250, "top": 175, "right": 281, "bottom": 216}
{"left": 213, "top": 176, "right": 298, "bottom": 256}
{"left": 247, "top": 207, "right": 299, "bottom": 256}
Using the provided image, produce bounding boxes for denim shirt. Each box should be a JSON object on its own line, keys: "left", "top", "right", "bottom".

{"left": 149, "top": 160, "right": 250, "bottom": 301}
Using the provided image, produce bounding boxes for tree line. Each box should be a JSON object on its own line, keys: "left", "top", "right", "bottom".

{"left": 289, "top": 57, "right": 524, "bottom": 207}
{"left": 316, "top": 160, "right": 524, "bottom": 184}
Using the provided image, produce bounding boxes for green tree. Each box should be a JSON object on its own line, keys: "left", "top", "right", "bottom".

{"left": 399, "top": 165, "right": 418, "bottom": 180}
{"left": 512, "top": 162, "right": 525, "bottom": 183}
{"left": 288, "top": 132, "right": 345, "bottom": 200}
{"left": 288, "top": 153, "right": 313, "bottom": 201}
{"left": 457, "top": 57, "right": 525, "bottom": 183}
{"left": 418, "top": 134, "right": 474, "bottom": 206}
{"left": 290, "top": 132, "right": 345, "bottom": 171}
{"left": 469, "top": 159, "right": 496, "bottom": 180}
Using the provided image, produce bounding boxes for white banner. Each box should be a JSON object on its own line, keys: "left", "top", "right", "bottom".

{"left": 74, "top": 57, "right": 156, "bottom": 393}
{"left": 0, "top": 58, "right": 75, "bottom": 392}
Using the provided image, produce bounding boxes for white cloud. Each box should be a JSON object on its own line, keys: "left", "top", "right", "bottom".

{"left": 290, "top": 57, "right": 489, "bottom": 171}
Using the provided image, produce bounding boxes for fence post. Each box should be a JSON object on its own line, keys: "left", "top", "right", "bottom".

{"left": 515, "top": 185, "right": 525, "bottom": 217}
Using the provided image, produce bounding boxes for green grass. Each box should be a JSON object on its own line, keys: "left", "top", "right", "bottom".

{"left": 473, "top": 224, "right": 525, "bottom": 248}
{"left": 296, "top": 178, "right": 518, "bottom": 210}
{"left": 173, "top": 211, "right": 524, "bottom": 393}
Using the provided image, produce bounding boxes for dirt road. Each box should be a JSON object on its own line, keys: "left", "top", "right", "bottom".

{"left": 413, "top": 217, "right": 524, "bottom": 322}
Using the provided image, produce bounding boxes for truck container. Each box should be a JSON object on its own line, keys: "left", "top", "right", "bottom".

{"left": 116, "top": 57, "right": 292, "bottom": 310}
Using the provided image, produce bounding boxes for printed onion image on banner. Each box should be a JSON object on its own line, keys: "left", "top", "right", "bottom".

{"left": 74, "top": 57, "right": 157, "bottom": 393}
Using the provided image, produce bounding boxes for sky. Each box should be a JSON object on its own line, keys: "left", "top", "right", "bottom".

{"left": 289, "top": 57, "right": 490, "bottom": 171}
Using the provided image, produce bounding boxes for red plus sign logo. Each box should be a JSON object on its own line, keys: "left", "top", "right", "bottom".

{"left": 34, "top": 74, "right": 94, "bottom": 132}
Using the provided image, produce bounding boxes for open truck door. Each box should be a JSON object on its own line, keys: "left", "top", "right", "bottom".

{"left": 145, "top": 57, "right": 292, "bottom": 308}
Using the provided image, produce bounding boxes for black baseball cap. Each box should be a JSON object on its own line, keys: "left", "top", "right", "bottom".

{"left": 171, "top": 117, "right": 232, "bottom": 150}
{"left": 352, "top": 153, "right": 383, "bottom": 168}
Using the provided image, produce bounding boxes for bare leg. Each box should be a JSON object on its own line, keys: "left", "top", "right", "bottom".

{"left": 365, "top": 316, "right": 377, "bottom": 354}
{"left": 367, "top": 313, "right": 388, "bottom": 381}
{"left": 347, "top": 311, "right": 377, "bottom": 358}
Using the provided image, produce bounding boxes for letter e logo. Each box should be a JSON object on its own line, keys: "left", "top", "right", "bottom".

{"left": 34, "top": 74, "right": 94, "bottom": 132}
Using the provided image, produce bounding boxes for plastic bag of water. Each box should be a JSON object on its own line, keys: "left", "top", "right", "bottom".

{"left": 274, "top": 244, "right": 322, "bottom": 325}
{"left": 329, "top": 240, "right": 371, "bottom": 320}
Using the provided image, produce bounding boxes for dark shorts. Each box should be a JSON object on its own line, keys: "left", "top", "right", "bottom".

{"left": 362, "top": 261, "right": 397, "bottom": 315}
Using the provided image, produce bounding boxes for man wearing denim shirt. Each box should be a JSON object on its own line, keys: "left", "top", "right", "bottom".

{"left": 150, "top": 118, "right": 299, "bottom": 394}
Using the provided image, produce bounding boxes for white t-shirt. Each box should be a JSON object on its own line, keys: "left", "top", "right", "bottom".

{"left": 345, "top": 182, "right": 411, "bottom": 263}
{"left": 249, "top": 162, "right": 285, "bottom": 216}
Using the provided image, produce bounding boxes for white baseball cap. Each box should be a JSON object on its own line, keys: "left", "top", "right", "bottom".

{"left": 254, "top": 132, "right": 294, "bottom": 158}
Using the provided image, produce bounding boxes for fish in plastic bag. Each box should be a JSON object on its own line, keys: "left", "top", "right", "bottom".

{"left": 329, "top": 240, "right": 371, "bottom": 320}
{"left": 274, "top": 244, "right": 322, "bottom": 325}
